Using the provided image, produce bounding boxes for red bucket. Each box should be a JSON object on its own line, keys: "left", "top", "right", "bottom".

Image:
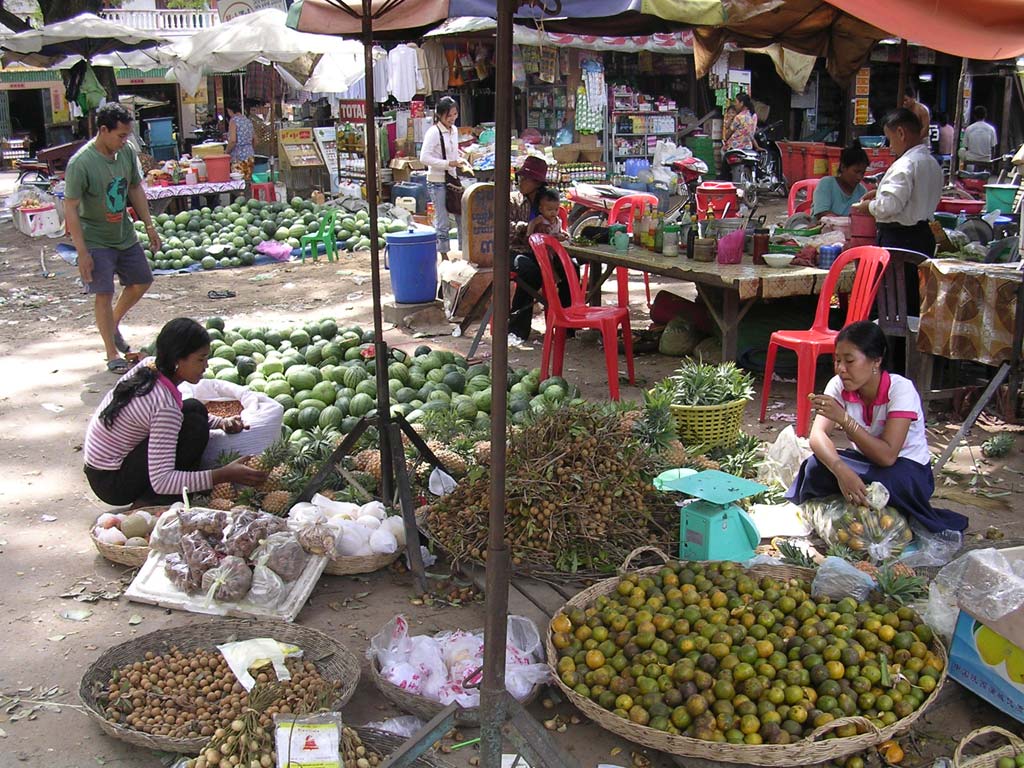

{"left": 695, "top": 182, "right": 740, "bottom": 220}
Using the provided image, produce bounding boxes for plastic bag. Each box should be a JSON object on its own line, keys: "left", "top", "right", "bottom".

{"left": 811, "top": 556, "right": 876, "bottom": 601}
{"left": 336, "top": 519, "right": 373, "bottom": 557}
{"left": 803, "top": 488, "right": 913, "bottom": 562}
{"left": 178, "top": 507, "right": 228, "bottom": 539}
{"left": 381, "top": 516, "right": 407, "bottom": 547}
{"left": 149, "top": 506, "right": 184, "bottom": 553}
{"left": 367, "top": 615, "right": 414, "bottom": 667}
{"left": 249, "top": 550, "right": 287, "bottom": 609}
{"left": 178, "top": 379, "right": 284, "bottom": 469}
{"left": 757, "top": 426, "right": 811, "bottom": 491}
{"left": 311, "top": 494, "right": 360, "bottom": 520}
{"left": 361, "top": 716, "right": 425, "bottom": 738}
{"left": 273, "top": 712, "right": 342, "bottom": 767}
{"left": 898, "top": 518, "right": 963, "bottom": 568}
{"left": 923, "top": 579, "right": 958, "bottom": 643}
{"left": 202, "top": 555, "right": 253, "bottom": 603}
{"left": 933, "top": 548, "right": 1024, "bottom": 624}
{"left": 748, "top": 502, "right": 812, "bottom": 538}
{"left": 256, "top": 532, "right": 309, "bottom": 582}
{"left": 180, "top": 530, "right": 220, "bottom": 586}
{"left": 359, "top": 500, "right": 387, "bottom": 521}
{"left": 369, "top": 526, "right": 398, "bottom": 555}
{"left": 164, "top": 552, "right": 199, "bottom": 592}
{"left": 658, "top": 317, "right": 702, "bottom": 357}
{"left": 222, "top": 510, "right": 287, "bottom": 559}
{"left": 298, "top": 521, "right": 337, "bottom": 556}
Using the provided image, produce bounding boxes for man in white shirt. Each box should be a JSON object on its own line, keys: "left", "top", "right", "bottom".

{"left": 852, "top": 108, "right": 942, "bottom": 310}
{"left": 961, "top": 105, "right": 998, "bottom": 166}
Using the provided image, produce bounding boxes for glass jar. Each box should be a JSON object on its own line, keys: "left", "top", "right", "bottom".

{"left": 752, "top": 228, "right": 770, "bottom": 266}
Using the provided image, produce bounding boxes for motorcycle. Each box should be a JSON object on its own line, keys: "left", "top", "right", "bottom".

{"left": 722, "top": 119, "right": 788, "bottom": 209}
{"left": 565, "top": 155, "right": 707, "bottom": 239}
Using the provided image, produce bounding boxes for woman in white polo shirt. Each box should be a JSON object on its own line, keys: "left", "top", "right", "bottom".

{"left": 787, "top": 321, "right": 968, "bottom": 534}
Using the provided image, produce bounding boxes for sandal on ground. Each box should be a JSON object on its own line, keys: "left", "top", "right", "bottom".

{"left": 113, "top": 328, "right": 130, "bottom": 354}
{"left": 106, "top": 358, "right": 132, "bottom": 374}
{"left": 208, "top": 290, "right": 236, "bottom": 299}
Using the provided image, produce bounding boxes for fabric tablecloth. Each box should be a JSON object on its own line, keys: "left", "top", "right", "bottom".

{"left": 143, "top": 180, "right": 246, "bottom": 200}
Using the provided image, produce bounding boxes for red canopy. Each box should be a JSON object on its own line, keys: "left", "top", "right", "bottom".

{"left": 829, "top": 0, "right": 1024, "bottom": 61}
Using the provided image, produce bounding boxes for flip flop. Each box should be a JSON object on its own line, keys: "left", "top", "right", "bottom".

{"left": 106, "top": 358, "right": 132, "bottom": 374}
{"left": 208, "top": 290, "right": 237, "bottom": 299}
{"left": 113, "top": 328, "right": 130, "bottom": 354}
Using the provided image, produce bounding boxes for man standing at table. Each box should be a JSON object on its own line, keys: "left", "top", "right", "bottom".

{"left": 852, "top": 108, "right": 942, "bottom": 312}
{"left": 65, "top": 102, "right": 160, "bottom": 374}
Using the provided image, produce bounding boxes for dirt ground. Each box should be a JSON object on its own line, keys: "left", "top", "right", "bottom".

{"left": 0, "top": 173, "right": 1021, "bottom": 767}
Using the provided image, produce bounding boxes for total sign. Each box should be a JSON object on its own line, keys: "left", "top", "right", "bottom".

{"left": 218, "top": 0, "right": 286, "bottom": 22}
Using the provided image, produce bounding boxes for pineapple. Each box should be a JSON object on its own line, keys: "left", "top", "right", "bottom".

{"left": 661, "top": 439, "right": 689, "bottom": 468}
{"left": 353, "top": 448, "right": 383, "bottom": 480}
{"left": 473, "top": 440, "right": 491, "bottom": 466}
{"left": 261, "top": 489, "right": 293, "bottom": 516}
{"left": 982, "top": 432, "right": 1014, "bottom": 458}
{"left": 211, "top": 482, "right": 237, "bottom": 504}
{"left": 259, "top": 464, "right": 289, "bottom": 494}
{"left": 426, "top": 440, "right": 468, "bottom": 476}
{"left": 208, "top": 498, "right": 234, "bottom": 511}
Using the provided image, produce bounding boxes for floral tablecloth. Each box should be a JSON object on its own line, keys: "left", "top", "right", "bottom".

{"left": 143, "top": 180, "right": 246, "bottom": 200}
{"left": 917, "top": 259, "right": 1023, "bottom": 367}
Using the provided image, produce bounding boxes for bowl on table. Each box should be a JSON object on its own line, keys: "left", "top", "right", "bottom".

{"left": 763, "top": 253, "right": 796, "bottom": 268}
{"left": 229, "top": 172, "right": 244, "bottom": 181}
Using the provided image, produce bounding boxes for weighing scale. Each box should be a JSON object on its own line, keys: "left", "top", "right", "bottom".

{"left": 655, "top": 469, "right": 764, "bottom": 562}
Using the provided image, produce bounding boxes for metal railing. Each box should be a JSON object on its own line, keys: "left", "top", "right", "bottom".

{"left": 99, "top": 9, "right": 220, "bottom": 35}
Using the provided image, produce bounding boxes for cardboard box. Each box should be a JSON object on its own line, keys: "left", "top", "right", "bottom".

{"left": 948, "top": 611, "right": 1024, "bottom": 722}
{"left": 959, "top": 546, "right": 1024, "bottom": 643}
{"left": 390, "top": 157, "right": 426, "bottom": 184}
{"left": 441, "top": 266, "right": 493, "bottom": 322}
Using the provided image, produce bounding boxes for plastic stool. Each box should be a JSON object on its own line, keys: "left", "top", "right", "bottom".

{"left": 251, "top": 182, "right": 276, "bottom": 203}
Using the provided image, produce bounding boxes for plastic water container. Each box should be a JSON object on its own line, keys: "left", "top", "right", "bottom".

{"left": 818, "top": 244, "right": 842, "bottom": 269}
{"left": 695, "top": 182, "right": 740, "bottom": 220}
{"left": 145, "top": 117, "right": 174, "bottom": 146}
{"left": 396, "top": 196, "right": 418, "bottom": 215}
{"left": 386, "top": 228, "right": 437, "bottom": 303}
{"left": 393, "top": 182, "right": 427, "bottom": 214}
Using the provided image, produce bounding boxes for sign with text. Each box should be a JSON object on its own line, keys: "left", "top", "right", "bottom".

{"left": 218, "top": 0, "right": 286, "bottom": 22}
{"left": 279, "top": 128, "right": 315, "bottom": 144}
{"left": 463, "top": 182, "right": 495, "bottom": 268}
{"left": 337, "top": 100, "right": 367, "bottom": 121}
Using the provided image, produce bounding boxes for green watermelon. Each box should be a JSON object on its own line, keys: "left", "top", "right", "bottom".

{"left": 310, "top": 381, "right": 337, "bottom": 404}
{"left": 318, "top": 405, "right": 344, "bottom": 430}
{"left": 297, "top": 406, "right": 321, "bottom": 429}
{"left": 349, "top": 392, "right": 374, "bottom": 417}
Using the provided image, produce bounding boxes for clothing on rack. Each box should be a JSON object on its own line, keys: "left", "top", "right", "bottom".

{"left": 373, "top": 45, "right": 389, "bottom": 103}
{"left": 421, "top": 41, "right": 448, "bottom": 93}
{"left": 388, "top": 44, "right": 423, "bottom": 103}
{"left": 581, "top": 58, "right": 606, "bottom": 111}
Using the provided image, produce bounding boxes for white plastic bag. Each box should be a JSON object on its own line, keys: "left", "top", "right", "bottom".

{"left": 369, "top": 526, "right": 399, "bottom": 555}
{"left": 757, "top": 426, "right": 811, "bottom": 490}
{"left": 312, "top": 494, "right": 360, "bottom": 520}
{"left": 336, "top": 519, "right": 373, "bottom": 556}
{"left": 178, "top": 379, "right": 285, "bottom": 468}
{"left": 811, "top": 556, "right": 875, "bottom": 601}
{"left": 149, "top": 503, "right": 184, "bottom": 553}
{"left": 358, "top": 500, "right": 387, "bottom": 521}
{"left": 381, "top": 515, "right": 407, "bottom": 547}
{"left": 748, "top": 502, "right": 812, "bottom": 538}
{"left": 898, "top": 518, "right": 963, "bottom": 568}
{"left": 407, "top": 635, "right": 447, "bottom": 700}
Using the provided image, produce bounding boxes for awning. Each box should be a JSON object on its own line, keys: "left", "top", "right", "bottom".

{"left": 827, "top": 0, "right": 1024, "bottom": 61}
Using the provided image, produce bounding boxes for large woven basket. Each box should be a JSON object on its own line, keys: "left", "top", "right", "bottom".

{"left": 324, "top": 550, "right": 401, "bottom": 576}
{"left": 79, "top": 618, "right": 361, "bottom": 754}
{"left": 368, "top": 627, "right": 544, "bottom": 726}
{"left": 355, "top": 727, "right": 455, "bottom": 768}
{"left": 545, "top": 549, "right": 947, "bottom": 765}
{"left": 954, "top": 726, "right": 1024, "bottom": 768}
{"left": 670, "top": 397, "right": 748, "bottom": 450}
{"left": 89, "top": 506, "right": 167, "bottom": 568}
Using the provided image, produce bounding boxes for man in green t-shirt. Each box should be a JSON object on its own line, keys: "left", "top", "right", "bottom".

{"left": 65, "top": 102, "right": 161, "bottom": 374}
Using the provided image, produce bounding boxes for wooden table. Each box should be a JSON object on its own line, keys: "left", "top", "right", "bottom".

{"left": 564, "top": 243, "right": 845, "bottom": 361}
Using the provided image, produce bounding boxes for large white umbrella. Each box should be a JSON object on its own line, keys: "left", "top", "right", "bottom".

{"left": 158, "top": 8, "right": 365, "bottom": 95}
{"left": 0, "top": 13, "right": 166, "bottom": 67}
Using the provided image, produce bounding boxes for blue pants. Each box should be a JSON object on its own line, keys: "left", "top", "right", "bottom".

{"left": 786, "top": 449, "right": 968, "bottom": 533}
{"left": 427, "top": 182, "right": 460, "bottom": 255}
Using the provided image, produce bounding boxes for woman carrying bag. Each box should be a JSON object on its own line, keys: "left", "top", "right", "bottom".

{"left": 420, "top": 96, "right": 464, "bottom": 259}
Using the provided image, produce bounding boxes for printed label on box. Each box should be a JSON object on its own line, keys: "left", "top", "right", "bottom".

{"left": 949, "top": 611, "right": 1024, "bottom": 723}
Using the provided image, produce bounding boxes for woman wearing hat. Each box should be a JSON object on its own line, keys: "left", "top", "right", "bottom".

{"left": 508, "top": 155, "right": 577, "bottom": 344}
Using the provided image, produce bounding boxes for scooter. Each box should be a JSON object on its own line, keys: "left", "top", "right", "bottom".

{"left": 722, "top": 119, "right": 788, "bottom": 209}
{"left": 565, "top": 155, "right": 707, "bottom": 239}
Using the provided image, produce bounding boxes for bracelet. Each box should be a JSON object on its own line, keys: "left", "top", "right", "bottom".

{"left": 145, "top": 223, "right": 157, "bottom": 230}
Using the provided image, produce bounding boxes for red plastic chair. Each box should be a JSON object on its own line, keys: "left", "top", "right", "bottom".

{"left": 608, "top": 193, "right": 659, "bottom": 308}
{"left": 787, "top": 178, "right": 820, "bottom": 216}
{"left": 758, "top": 245, "right": 891, "bottom": 437}
{"left": 529, "top": 233, "right": 635, "bottom": 401}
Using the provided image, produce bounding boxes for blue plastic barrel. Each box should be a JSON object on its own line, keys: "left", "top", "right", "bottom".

{"left": 393, "top": 182, "right": 427, "bottom": 214}
{"left": 386, "top": 228, "right": 437, "bottom": 303}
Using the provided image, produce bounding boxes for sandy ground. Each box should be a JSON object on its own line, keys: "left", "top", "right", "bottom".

{"left": 0, "top": 172, "right": 1021, "bottom": 767}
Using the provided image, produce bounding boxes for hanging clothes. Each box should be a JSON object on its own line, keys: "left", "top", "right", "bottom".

{"left": 444, "top": 45, "right": 464, "bottom": 87}
{"left": 372, "top": 45, "right": 389, "bottom": 103}
{"left": 421, "top": 41, "right": 448, "bottom": 93}
{"left": 415, "top": 45, "right": 431, "bottom": 95}
{"left": 387, "top": 44, "right": 423, "bottom": 103}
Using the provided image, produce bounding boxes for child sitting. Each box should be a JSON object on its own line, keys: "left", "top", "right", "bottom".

{"left": 526, "top": 189, "right": 568, "bottom": 241}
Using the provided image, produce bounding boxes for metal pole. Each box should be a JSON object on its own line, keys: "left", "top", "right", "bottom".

{"left": 480, "top": 0, "right": 513, "bottom": 765}
{"left": 951, "top": 57, "right": 969, "bottom": 179}
{"left": 361, "top": 0, "right": 394, "bottom": 502}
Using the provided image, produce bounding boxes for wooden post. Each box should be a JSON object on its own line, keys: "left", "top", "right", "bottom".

{"left": 896, "top": 40, "right": 908, "bottom": 107}
{"left": 1002, "top": 73, "right": 1013, "bottom": 156}
{"left": 951, "top": 57, "right": 969, "bottom": 178}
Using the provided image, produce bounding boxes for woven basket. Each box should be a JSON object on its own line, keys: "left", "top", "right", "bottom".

{"left": 551, "top": 144, "right": 580, "bottom": 164}
{"left": 954, "top": 726, "right": 1024, "bottom": 768}
{"left": 355, "top": 727, "right": 456, "bottom": 768}
{"left": 368, "top": 626, "right": 543, "bottom": 726}
{"left": 580, "top": 148, "right": 604, "bottom": 163}
{"left": 670, "top": 397, "right": 748, "bottom": 450}
{"left": 324, "top": 550, "right": 401, "bottom": 576}
{"left": 79, "top": 618, "right": 361, "bottom": 753}
{"left": 545, "top": 548, "right": 948, "bottom": 765}
{"left": 89, "top": 506, "right": 167, "bottom": 568}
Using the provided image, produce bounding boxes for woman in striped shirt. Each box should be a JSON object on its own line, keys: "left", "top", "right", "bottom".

{"left": 84, "top": 318, "right": 266, "bottom": 506}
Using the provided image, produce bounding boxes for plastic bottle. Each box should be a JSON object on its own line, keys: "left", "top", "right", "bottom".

{"left": 957, "top": 209, "right": 968, "bottom": 228}
{"left": 640, "top": 205, "right": 653, "bottom": 248}
{"left": 663, "top": 224, "right": 680, "bottom": 256}
{"left": 686, "top": 201, "right": 697, "bottom": 258}
{"left": 654, "top": 212, "right": 665, "bottom": 253}
{"left": 647, "top": 210, "right": 658, "bottom": 250}
{"left": 632, "top": 204, "right": 643, "bottom": 247}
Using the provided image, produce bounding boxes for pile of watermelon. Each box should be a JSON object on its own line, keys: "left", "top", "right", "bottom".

{"left": 202, "top": 317, "right": 578, "bottom": 445}
{"left": 138, "top": 197, "right": 408, "bottom": 271}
